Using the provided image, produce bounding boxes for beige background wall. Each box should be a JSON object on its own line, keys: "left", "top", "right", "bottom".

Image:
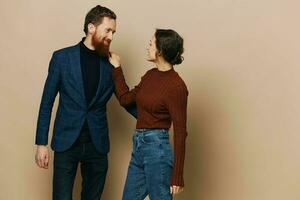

{"left": 1, "top": 0, "right": 300, "bottom": 199}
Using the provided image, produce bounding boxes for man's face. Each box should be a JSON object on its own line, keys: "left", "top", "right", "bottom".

{"left": 90, "top": 17, "right": 116, "bottom": 56}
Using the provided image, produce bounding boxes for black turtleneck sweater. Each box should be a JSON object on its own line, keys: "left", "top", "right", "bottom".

{"left": 78, "top": 40, "right": 100, "bottom": 140}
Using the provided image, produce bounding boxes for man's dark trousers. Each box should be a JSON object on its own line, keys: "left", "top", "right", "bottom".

{"left": 53, "top": 136, "right": 108, "bottom": 200}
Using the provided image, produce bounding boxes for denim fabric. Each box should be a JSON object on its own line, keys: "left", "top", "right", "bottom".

{"left": 53, "top": 141, "right": 108, "bottom": 200}
{"left": 122, "top": 129, "right": 173, "bottom": 200}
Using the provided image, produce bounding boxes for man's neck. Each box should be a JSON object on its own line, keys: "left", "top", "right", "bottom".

{"left": 83, "top": 36, "right": 95, "bottom": 50}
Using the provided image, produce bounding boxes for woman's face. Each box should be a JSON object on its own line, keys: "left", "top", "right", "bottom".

{"left": 146, "top": 35, "right": 158, "bottom": 62}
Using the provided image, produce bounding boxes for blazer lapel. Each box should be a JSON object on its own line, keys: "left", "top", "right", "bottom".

{"left": 68, "top": 45, "right": 87, "bottom": 107}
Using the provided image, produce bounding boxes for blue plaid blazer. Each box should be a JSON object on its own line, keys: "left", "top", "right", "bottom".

{"left": 35, "top": 42, "right": 136, "bottom": 153}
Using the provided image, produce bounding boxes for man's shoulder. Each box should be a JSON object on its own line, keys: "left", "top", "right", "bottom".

{"left": 52, "top": 43, "right": 80, "bottom": 58}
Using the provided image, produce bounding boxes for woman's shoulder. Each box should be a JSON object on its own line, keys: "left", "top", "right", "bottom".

{"left": 141, "top": 67, "right": 157, "bottom": 78}
{"left": 172, "top": 71, "right": 188, "bottom": 90}
{"left": 146, "top": 67, "right": 157, "bottom": 74}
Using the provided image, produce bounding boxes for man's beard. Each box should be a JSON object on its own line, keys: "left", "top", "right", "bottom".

{"left": 91, "top": 34, "right": 110, "bottom": 57}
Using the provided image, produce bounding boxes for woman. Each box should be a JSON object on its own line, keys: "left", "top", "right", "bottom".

{"left": 109, "top": 29, "right": 188, "bottom": 200}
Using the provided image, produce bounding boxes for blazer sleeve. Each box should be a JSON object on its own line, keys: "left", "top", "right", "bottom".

{"left": 35, "top": 52, "right": 60, "bottom": 145}
{"left": 123, "top": 103, "right": 138, "bottom": 119}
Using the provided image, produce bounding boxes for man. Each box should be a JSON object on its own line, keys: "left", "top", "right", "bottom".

{"left": 35, "top": 5, "right": 135, "bottom": 200}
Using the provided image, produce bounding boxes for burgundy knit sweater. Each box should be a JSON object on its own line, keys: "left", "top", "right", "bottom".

{"left": 112, "top": 66, "right": 188, "bottom": 186}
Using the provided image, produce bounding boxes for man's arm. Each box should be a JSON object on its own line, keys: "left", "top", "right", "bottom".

{"left": 35, "top": 52, "right": 60, "bottom": 168}
{"left": 123, "top": 100, "right": 137, "bottom": 119}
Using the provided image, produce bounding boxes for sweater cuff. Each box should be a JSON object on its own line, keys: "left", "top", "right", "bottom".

{"left": 170, "top": 172, "right": 184, "bottom": 187}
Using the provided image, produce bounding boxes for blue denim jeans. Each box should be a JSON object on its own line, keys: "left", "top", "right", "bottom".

{"left": 53, "top": 140, "right": 108, "bottom": 200}
{"left": 122, "top": 129, "right": 174, "bottom": 200}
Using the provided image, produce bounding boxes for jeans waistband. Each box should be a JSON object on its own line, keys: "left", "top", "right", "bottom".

{"left": 134, "top": 128, "right": 168, "bottom": 137}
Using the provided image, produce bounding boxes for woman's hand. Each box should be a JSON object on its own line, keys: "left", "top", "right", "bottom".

{"left": 170, "top": 185, "right": 184, "bottom": 195}
{"left": 109, "top": 52, "right": 121, "bottom": 68}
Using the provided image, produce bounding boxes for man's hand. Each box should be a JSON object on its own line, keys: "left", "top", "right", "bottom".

{"left": 108, "top": 52, "right": 121, "bottom": 68}
{"left": 35, "top": 145, "right": 49, "bottom": 169}
{"left": 170, "top": 185, "right": 184, "bottom": 195}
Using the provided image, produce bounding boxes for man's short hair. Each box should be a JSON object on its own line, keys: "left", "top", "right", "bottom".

{"left": 84, "top": 5, "right": 117, "bottom": 34}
